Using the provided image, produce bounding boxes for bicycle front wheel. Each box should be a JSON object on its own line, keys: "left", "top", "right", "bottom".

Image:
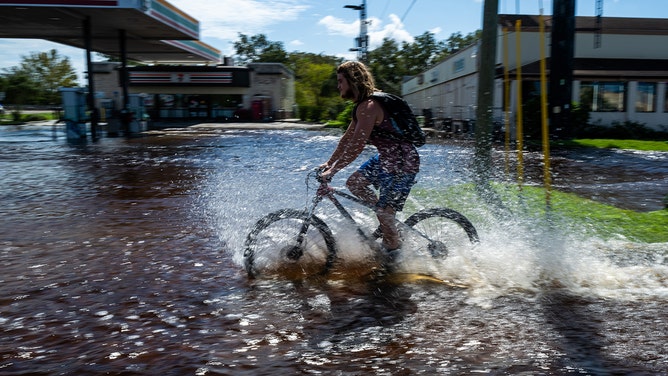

{"left": 403, "top": 208, "right": 479, "bottom": 258}
{"left": 243, "top": 209, "right": 338, "bottom": 279}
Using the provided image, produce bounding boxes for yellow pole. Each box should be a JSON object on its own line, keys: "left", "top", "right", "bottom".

{"left": 539, "top": 13, "right": 552, "bottom": 206}
{"left": 515, "top": 20, "right": 524, "bottom": 190}
{"left": 503, "top": 27, "right": 511, "bottom": 178}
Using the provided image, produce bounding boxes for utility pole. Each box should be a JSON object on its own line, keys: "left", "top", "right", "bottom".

{"left": 548, "top": 0, "right": 576, "bottom": 139}
{"left": 344, "top": 0, "right": 368, "bottom": 62}
{"left": 473, "top": 0, "right": 499, "bottom": 186}
{"left": 595, "top": 0, "right": 603, "bottom": 48}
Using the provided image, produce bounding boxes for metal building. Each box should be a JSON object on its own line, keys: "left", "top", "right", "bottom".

{"left": 402, "top": 15, "right": 668, "bottom": 135}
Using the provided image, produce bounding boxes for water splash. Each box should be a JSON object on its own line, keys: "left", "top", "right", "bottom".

{"left": 391, "top": 204, "right": 668, "bottom": 305}
{"left": 200, "top": 129, "right": 667, "bottom": 304}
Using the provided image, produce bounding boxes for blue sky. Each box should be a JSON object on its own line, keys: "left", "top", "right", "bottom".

{"left": 0, "top": 0, "right": 666, "bottom": 84}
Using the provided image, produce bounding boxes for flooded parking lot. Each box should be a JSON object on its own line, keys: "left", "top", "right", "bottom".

{"left": 1, "top": 124, "right": 666, "bottom": 375}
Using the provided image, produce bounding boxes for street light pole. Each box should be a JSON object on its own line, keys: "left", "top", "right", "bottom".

{"left": 344, "top": 0, "right": 368, "bottom": 62}
{"left": 474, "top": 0, "right": 499, "bottom": 187}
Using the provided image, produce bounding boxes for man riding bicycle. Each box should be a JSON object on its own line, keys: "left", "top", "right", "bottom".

{"left": 319, "top": 61, "right": 420, "bottom": 252}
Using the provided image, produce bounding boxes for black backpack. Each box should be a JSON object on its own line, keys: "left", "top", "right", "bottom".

{"left": 369, "top": 91, "right": 426, "bottom": 147}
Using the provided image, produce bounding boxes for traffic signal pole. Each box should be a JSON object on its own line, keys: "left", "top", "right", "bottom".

{"left": 548, "top": 0, "right": 576, "bottom": 138}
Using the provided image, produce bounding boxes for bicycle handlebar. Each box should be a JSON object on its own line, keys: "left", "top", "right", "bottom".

{"left": 314, "top": 167, "right": 331, "bottom": 184}
{"left": 307, "top": 168, "right": 335, "bottom": 198}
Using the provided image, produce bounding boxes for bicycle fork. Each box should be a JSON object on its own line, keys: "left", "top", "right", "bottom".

{"left": 286, "top": 195, "right": 324, "bottom": 260}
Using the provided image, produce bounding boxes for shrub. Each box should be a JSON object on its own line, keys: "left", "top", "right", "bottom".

{"left": 522, "top": 99, "right": 591, "bottom": 141}
{"left": 335, "top": 101, "right": 354, "bottom": 125}
{"left": 576, "top": 120, "right": 668, "bottom": 140}
{"left": 23, "top": 114, "right": 48, "bottom": 122}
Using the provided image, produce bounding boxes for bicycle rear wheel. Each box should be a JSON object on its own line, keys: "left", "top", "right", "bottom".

{"left": 403, "top": 208, "right": 479, "bottom": 258}
{"left": 243, "top": 209, "right": 338, "bottom": 279}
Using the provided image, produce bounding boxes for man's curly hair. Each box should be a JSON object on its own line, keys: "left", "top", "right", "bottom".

{"left": 337, "top": 61, "right": 377, "bottom": 103}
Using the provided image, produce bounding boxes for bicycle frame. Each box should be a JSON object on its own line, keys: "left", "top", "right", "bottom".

{"left": 243, "top": 171, "right": 479, "bottom": 278}
{"left": 307, "top": 170, "right": 428, "bottom": 248}
{"left": 311, "top": 183, "right": 377, "bottom": 244}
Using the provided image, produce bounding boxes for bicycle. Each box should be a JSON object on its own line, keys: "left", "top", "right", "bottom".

{"left": 243, "top": 169, "right": 479, "bottom": 279}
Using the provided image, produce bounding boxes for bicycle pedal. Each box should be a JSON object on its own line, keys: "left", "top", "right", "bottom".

{"left": 378, "top": 255, "right": 398, "bottom": 275}
{"left": 367, "top": 240, "right": 382, "bottom": 253}
{"left": 376, "top": 246, "right": 400, "bottom": 265}
{"left": 284, "top": 245, "right": 303, "bottom": 260}
{"left": 385, "top": 250, "right": 401, "bottom": 264}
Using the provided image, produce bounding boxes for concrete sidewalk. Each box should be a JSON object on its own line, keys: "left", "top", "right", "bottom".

{"left": 188, "top": 120, "right": 327, "bottom": 131}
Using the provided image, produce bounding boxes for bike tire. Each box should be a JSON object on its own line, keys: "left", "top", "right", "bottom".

{"left": 243, "top": 209, "right": 338, "bottom": 279}
{"left": 403, "top": 208, "right": 479, "bottom": 258}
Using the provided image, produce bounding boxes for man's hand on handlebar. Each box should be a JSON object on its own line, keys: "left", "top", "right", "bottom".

{"left": 316, "top": 165, "right": 333, "bottom": 184}
{"left": 315, "top": 166, "right": 334, "bottom": 196}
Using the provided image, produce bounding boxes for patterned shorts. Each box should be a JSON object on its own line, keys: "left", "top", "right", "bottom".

{"left": 357, "top": 155, "right": 417, "bottom": 211}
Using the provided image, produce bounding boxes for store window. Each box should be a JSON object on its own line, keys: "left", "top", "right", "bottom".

{"left": 579, "top": 82, "right": 626, "bottom": 112}
{"left": 635, "top": 82, "right": 656, "bottom": 113}
{"left": 211, "top": 94, "right": 243, "bottom": 119}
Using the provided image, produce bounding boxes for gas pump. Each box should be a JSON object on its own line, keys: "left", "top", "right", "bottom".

{"left": 59, "top": 87, "right": 87, "bottom": 139}
{"left": 128, "top": 94, "right": 148, "bottom": 133}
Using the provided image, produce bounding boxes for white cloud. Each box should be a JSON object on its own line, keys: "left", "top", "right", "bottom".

{"left": 317, "top": 15, "right": 358, "bottom": 38}
{"left": 170, "top": 0, "right": 310, "bottom": 40}
{"left": 368, "top": 14, "right": 414, "bottom": 48}
{"left": 336, "top": 50, "right": 359, "bottom": 61}
{"left": 429, "top": 26, "right": 443, "bottom": 36}
{"left": 168, "top": 0, "right": 313, "bottom": 56}
{"left": 318, "top": 13, "right": 414, "bottom": 50}
{"left": 289, "top": 39, "right": 304, "bottom": 47}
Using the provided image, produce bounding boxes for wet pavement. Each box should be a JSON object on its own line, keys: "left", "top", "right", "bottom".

{"left": 505, "top": 146, "right": 668, "bottom": 212}
{"left": 0, "top": 122, "right": 666, "bottom": 375}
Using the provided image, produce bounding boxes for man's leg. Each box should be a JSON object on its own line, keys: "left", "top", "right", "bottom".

{"left": 348, "top": 172, "right": 400, "bottom": 250}
{"left": 347, "top": 156, "right": 404, "bottom": 251}
{"left": 376, "top": 206, "right": 400, "bottom": 250}
{"left": 346, "top": 171, "right": 377, "bottom": 206}
{"left": 376, "top": 173, "right": 415, "bottom": 251}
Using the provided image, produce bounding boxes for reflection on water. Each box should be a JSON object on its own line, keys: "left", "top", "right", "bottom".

{"left": 0, "top": 124, "right": 666, "bottom": 375}
{"left": 509, "top": 147, "right": 668, "bottom": 212}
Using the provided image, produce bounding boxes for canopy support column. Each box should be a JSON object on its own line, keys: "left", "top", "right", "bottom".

{"left": 119, "top": 29, "right": 130, "bottom": 135}
{"left": 84, "top": 16, "right": 98, "bottom": 141}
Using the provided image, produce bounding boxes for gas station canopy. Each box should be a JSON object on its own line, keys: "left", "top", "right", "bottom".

{"left": 0, "top": 0, "right": 220, "bottom": 63}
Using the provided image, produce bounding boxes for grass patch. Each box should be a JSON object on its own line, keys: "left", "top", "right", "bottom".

{"left": 555, "top": 139, "right": 668, "bottom": 152}
{"left": 0, "top": 112, "right": 56, "bottom": 125}
{"left": 409, "top": 184, "right": 668, "bottom": 243}
{"left": 323, "top": 120, "right": 347, "bottom": 128}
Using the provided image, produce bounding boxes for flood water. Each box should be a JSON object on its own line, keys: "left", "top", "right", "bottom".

{"left": 1, "top": 124, "right": 667, "bottom": 375}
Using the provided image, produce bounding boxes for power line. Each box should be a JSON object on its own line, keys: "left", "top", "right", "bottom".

{"left": 401, "top": 0, "right": 417, "bottom": 22}
{"left": 378, "top": 0, "right": 390, "bottom": 20}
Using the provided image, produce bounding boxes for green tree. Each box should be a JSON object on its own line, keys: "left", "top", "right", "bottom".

{"left": 233, "top": 33, "right": 288, "bottom": 65}
{"left": 367, "top": 31, "right": 481, "bottom": 95}
{"left": 17, "top": 49, "right": 78, "bottom": 104}
{"left": 230, "top": 29, "right": 483, "bottom": 122}
{"left": 367, "top": 38, "right": 404, "bottom": 95}
{"left": 3, "top": 71, "right": 39, "bottom": 119}
{"left": 433, "top": 30, "right": 481, "bottom": 62}
{"left": 399, "top": 32, "right": 446, "bottom": 76}
{"left": 447, "top": 30, "right": 481, "bottom": 53}
{"left": 258, "top": 42, "right": 288, "bottom": 64}
{"left": 287, "top": 52, "right": 343, "bottom": 121}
